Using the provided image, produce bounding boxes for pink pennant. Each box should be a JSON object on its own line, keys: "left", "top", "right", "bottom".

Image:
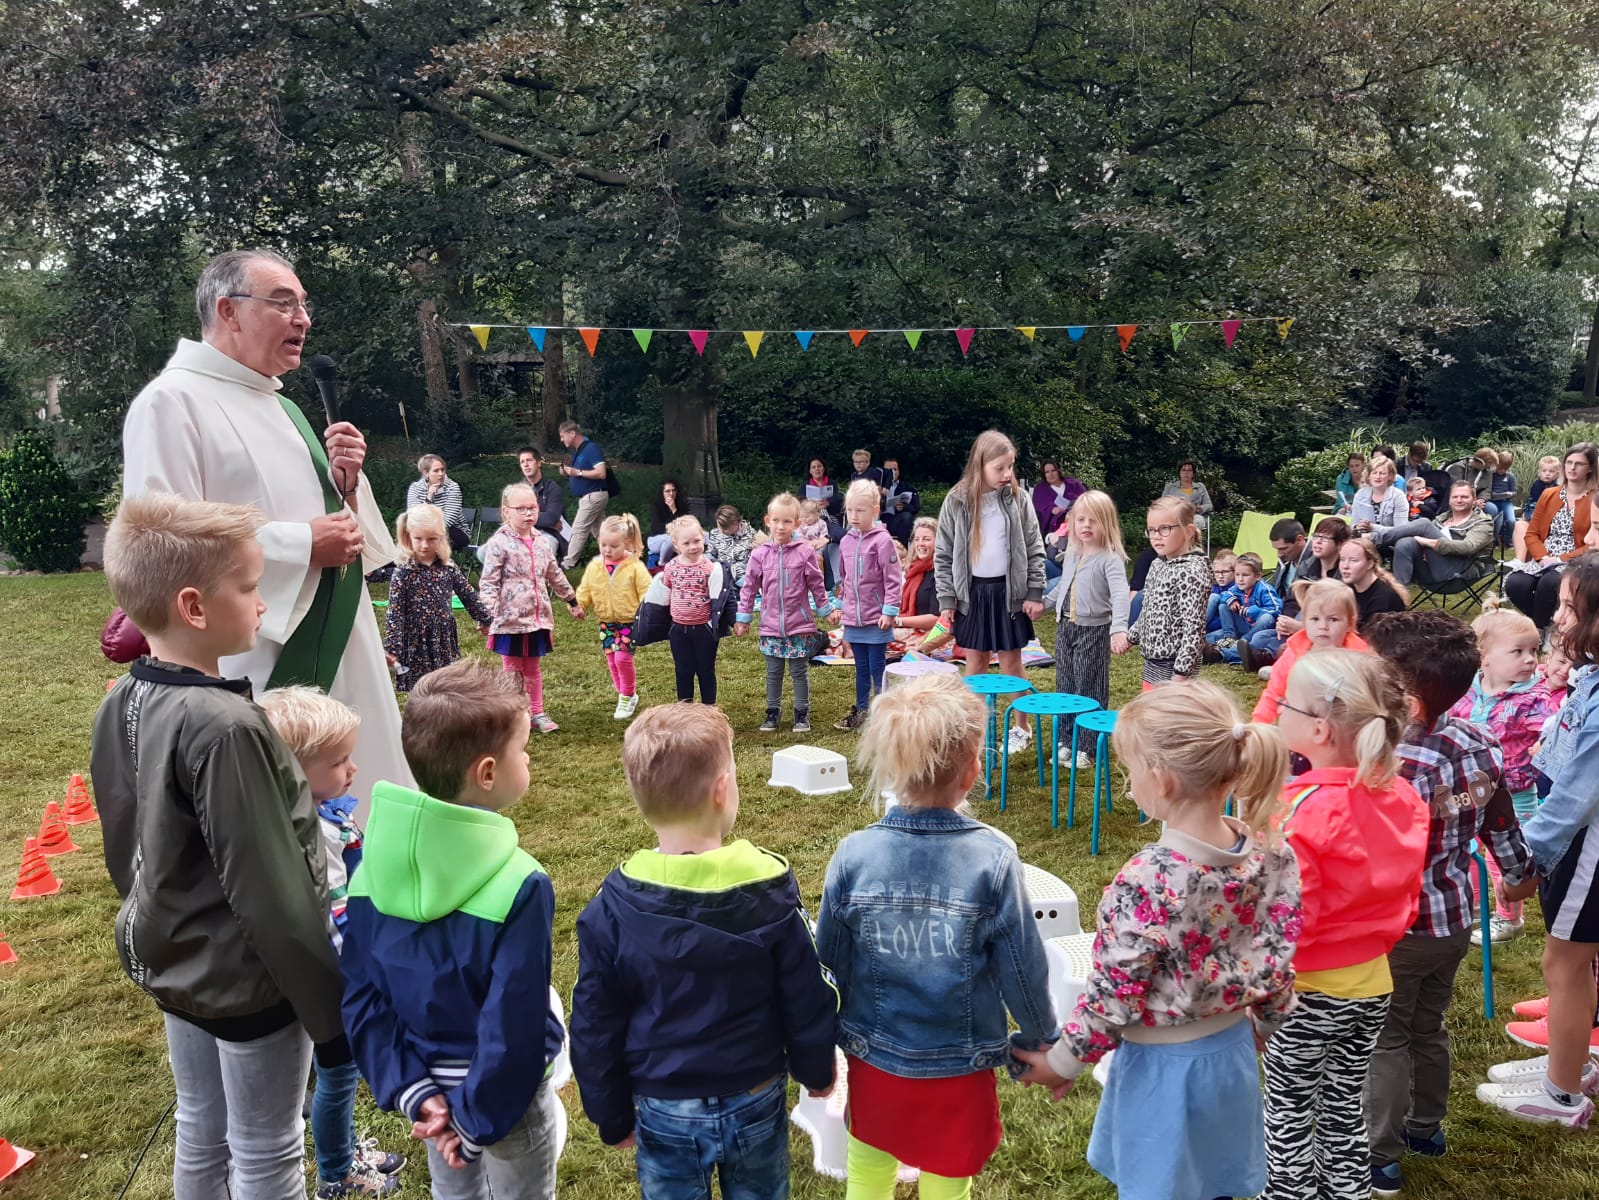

{"left": 688, "top": 329, "right": 709, "bottom": 356}
{"left": 954, "top": 327, "right": 975, "bottom": 357}
{"left": 1221, "top": 320, "right": 1241, "bottom": 348}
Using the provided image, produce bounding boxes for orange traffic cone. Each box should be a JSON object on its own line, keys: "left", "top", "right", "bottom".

{"left": 37, "top": 802, "right": 79, "bottom": 856}
{"left": 10, "top": 838, "right": 60, "bottom": 899}
{"left": 0, "top": 930, "right": 15, "bottom": 965}
{"left": 0, "top": 1136, "right": 36, "bottom": 1181}
{"left": 63, "top": 774, "right": 98, "bottom": 825}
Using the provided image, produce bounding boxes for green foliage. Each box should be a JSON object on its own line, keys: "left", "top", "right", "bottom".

{"left": 1271, "top": 447, "right": 1356, "bottom": 519}
{"left": 0, "top": 430, "right": 92, "bottom": 571}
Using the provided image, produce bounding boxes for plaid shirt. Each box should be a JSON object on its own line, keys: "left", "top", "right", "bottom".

{"left": 1396, "top": 717, "right": 1532, "bottom": 937}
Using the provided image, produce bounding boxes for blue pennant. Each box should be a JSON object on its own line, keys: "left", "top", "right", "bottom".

{"left": 1066, "top": 326, "right": 1087, "bottom": 342}
{"left": 526, "top": 327, "right": 547, "bottom": 351}
{"left": 793, "top": 331, "right": 815, "bottom": 351}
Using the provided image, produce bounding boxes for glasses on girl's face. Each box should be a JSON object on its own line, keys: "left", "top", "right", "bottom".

{"left": 1145, "top": 523, "right": 1180, "bottom": 538}
{"left": 1276, "top": 698, "right": 1322, "bottom": 721}
{"left": 509, "top": 506, "right": 538, "bottom": 515}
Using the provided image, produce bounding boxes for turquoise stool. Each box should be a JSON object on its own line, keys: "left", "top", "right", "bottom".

{"left": 1069, "top": 709, "right": 1119, "bottom": 855}
{"left": 998, "top": 693, "right": 1101, "bottom": 826}
{"left": 1470, "top": 839, "right": 1494, "bottom": 1020}
{"left": 963, "top": 674, "right": 1033, "bottom": 800}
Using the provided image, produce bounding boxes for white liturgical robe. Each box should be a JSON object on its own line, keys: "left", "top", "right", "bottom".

{"left": 123, "top": 338, "right": 414, "bottom": 808}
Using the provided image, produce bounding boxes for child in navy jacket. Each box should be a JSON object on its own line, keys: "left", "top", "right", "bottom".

{"left": 341, "top": 661, "right": 563, "bottom": 1199}
{"left": 571, "top": 703, "right": 838, "bottom": 1198}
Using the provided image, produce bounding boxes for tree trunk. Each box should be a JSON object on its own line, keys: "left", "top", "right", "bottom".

{"left": 540, "top": 299, "right": 566, "bottom": 453}
{"left": 661, "top": 349, "right": 722, "bottom": 517}
{"left": 414, "top": 297, "right": 451, "bottom": 414}
{"left": 1585, "top": 297, "right": 1599, "bottom": 405}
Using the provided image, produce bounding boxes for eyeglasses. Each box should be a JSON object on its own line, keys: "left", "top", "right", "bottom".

{"left": 1276, "top": 698, "right": 1323, "bottom": 721}
{"left": 1145, "top": 523, "right": 1181, "bottom": 538}
{"left": 508, "top": 506, "right": 539, "bottom": 515}
{"left": 227, "top": 294, "right": 315, "bottom": 317}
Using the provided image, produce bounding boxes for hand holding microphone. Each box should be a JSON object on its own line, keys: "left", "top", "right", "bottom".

{"left": 308, "top": 355, "right": 366, "bottom": 498}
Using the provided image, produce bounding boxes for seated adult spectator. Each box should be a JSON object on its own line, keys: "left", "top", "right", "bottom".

{"left": 517, "top": 446, "right": 568, "bottom": 561}
{"left": 705, "top": 504, "right": 757, "bottom": 586}
{"left": 1335, "top": 453, "right": 1365, "bottom": 513}
{"left": 881, "top": 457, "right": 920, "bottom": 543}
{"left": 1488, "top": 450, "right": 1519, "bottom": 549}
{"left": 1339, "top": 538, "right": 1409, "bottom": 629}
{"left": 1160, "top": 461, "right": 1214, "bottom": 531}
{"left": 848, "top": 448, "right": 885, "bottom": 494}
{"left": 1379, "top": 480, "right": 1494, "bottom": 587}
{"left": 1398, "top": 439, "right": 1433, "bottom": 482}
{"left": 800, "top": 456, "right": 841, "bottom": 518}
{"left": 1506, "top": 442, "right": 1598, "bottom": 633}
{"left": 1351, "top": 454, "right": 1406, "bottom": 536}
{"left": 647, "top": 478, "right": 684, "bottom": 565}
{"left": 406, "top": 454, "right": 470, "bottom": 551}
{"left": 895, "top": 517, "right": 940, "bottom": 638}
{"left": 1032, "top": 461, "right": 1086, "bottom": 537}
{"left": 1370, "top": 443, "right": 1398, "bottom": 465}
{"left": 1515, "top": 454, "right": 1562, "bottom": 558}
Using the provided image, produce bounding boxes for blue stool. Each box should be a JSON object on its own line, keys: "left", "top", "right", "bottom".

{"left": 963, "top": 674, "right": 1034, "bottom": 799}
{"left": 1470, "top": 840, "right": 1494, "bottom": 1020}
{"left": 1069, "top": 709, "right": 1120, "bottom": 856}
{"left": 998, "top": 693, "right": 1101, "bottom": 826}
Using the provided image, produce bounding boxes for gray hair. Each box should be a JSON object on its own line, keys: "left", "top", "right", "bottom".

{"left": 195, "top": 249, "right": 295, "bottom": 332}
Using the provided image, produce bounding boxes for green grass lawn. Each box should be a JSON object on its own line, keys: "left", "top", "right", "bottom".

{"left": 2, "top": 572, "right": 1596, "bottom": 1198}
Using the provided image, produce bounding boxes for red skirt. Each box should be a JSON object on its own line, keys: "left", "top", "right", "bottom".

{"left": 844, "top": 1055, "right": 1002, "bottom": 1179}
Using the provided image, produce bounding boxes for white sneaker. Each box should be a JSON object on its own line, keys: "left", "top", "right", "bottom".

{"left": 1257, "top": 666, "right": 1273, "bottom": 682}
{"left": 1486, "top": 1057, "right": 1599, "bottom": 1093}
{"left": 1055, "top": 746, "right": 1093, "bottom": 769}
{"left": 1476, "top": 1078, "right": 1594, "bottom": 1127}
{"left": 613, "top": 695, "right": 630, "bottom": 719}
{"left": 619, "top": 693, "right": 639, "bottom": 718}
{"left": 1006, "top": 725, "right": 1033, "bottom": 754}
{"left": 1471, "top": 916, "right": 1524, "bottom": 945}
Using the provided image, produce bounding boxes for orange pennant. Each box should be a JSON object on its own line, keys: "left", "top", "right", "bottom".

{"left": 578, "top": 327, "right": 600, "bottom": 357}
{"left": 848, "top": 329, "right": 869, "bottom": 347}
{"left": 1116, "top": 324, "right": 1138, "bottom": 352}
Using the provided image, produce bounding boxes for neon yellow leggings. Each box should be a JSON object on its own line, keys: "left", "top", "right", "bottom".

{"left": 845, "top": 1135, "right": 972, "bottom": 1200}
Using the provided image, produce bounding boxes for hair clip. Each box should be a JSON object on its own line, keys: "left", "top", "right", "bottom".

{"left": 1232, "top": 723, "right": 1247, "bottom": 741}
{"left": 1321, "top": 671, "right": 1346, "bottom": 704}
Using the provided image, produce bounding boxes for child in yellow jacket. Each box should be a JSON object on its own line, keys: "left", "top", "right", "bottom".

{"left": 576, "top": 514, "right": 654, "bottom": 719}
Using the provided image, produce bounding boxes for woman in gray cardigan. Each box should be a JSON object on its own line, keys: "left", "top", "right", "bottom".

{"left": 1161, "top": 462, "right": 1214, "bottom": 531}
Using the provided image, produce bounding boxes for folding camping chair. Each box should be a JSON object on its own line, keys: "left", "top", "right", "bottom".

{"left": 1411, "top": 551, "right": 1500, "bottom": 614}
{"left": 1233, "top": 511, "right": 1296, "bottom": 572}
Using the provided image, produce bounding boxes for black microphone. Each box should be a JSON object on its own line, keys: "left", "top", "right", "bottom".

{"left": 309, "top": 354, "right": 339, "bottom": 424}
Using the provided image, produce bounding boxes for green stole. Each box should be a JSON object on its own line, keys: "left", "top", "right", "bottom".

{"left": 266, "top": 398, "right": 364, "bottom": 692}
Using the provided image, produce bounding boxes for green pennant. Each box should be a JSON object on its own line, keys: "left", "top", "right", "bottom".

{"left": 632, "top": 329, "right": 653, "bottom": 352}
{"left": 1170, "top": 323, "right": 1189, "bottom": 350}
{"left": 904, "top": 330, "right": 923, "bottom": 350}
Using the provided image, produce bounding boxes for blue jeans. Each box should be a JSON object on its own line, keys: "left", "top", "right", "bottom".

{"left": 1129, "top": 592, "right": 1143, "bottom": 624}
{"left": 1208, "top": 608, "right": 1275, "bottom": 663}
{"left": 1485, "top": 501, "right": 1515, "bottom": 547}
{"left": 634, "top": 1076, "right": 790, "bottom": 1200}
{"left": 850, "top": 639, "right": 888, "bottom": 710}
{"left": 311, "top": 1059, "right": 360, "bottom": 1183}
{"left": 1044, "top": 557, "right": 1062, "bottom": 585}
{"left": 1204, "top": 592, "right": 1223, "bottom": 633}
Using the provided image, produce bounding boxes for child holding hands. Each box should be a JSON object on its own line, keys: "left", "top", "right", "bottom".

{"left": 833, "top": 480, "right": 904, "bottom": 731}
{"left": 385, "top": 504, "right": 491, "bottom": 690}
{"left": 1126, "top": 496, "right": 1212, "bottom": 689}
{"left": 1049, "top": 490, "right": 1130, "bottom": 761}
{"left": 736, "top": 492, "right": 833, "bottom": 733}
{"left": 575, "top": 513, "right": 652, "bottom": 720}
{"left": 1016, "top": 681, "right": 1302, "bottom": 1200}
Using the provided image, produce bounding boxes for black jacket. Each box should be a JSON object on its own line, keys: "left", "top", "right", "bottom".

{"left": 571, "top": 841, "right": 838, "bottom": 1145}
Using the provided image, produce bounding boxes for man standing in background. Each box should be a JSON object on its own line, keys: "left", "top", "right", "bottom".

{"left": 558, "top": 420, "right": 609, "bottom": 569}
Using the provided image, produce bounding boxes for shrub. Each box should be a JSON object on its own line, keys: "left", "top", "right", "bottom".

{"left": 1270, "top": 446, "right": 1354, "bottom": 519}
{"left": 0, "top": 432, "right": 93, "bottom": 572}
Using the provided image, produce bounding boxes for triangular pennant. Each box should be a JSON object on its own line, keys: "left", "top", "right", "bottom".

{"left": 1066, "top": 326, "right": 1086, "bottom": 342}
{"left": 525, "top": 326, "right": 547, "bottom": 351}
{"left": 848, "top": 329, "right": 869, "bottom": 347}
{"left": 1116, "top": 324, "right": 1138, "bottom": 352}
{"left": 632, "top": 329, "right": 653, "bottom": 352}
{"left": 1170, "top": 323, "right": 1188, "bottom": 350}
{"left": 1016, "top": 326, "right": 1036, "bottom": 340}
{"left": 1277, "top": 317, "right": 1295, "bottom": 341}
{"left": 1221, "top": 319, "right": 1241, "bottom": 348}
{"left": 794, "top": 331, "right": 815, "bottom": 351}
{"left": 904, "top": 330, "right": 923, "bottom": 350}
{"left": 954, "top": 327, "right": 975, "bottom": 357}
{"left": 688, "top": 329, "right": 709, "bottom": 356}
{"left": 578, "top": 327, "right": 600, "bottom": 357}
{"left": 743, "top": 331, "right": 764, "bottom": 358}
{"left": 469, "top": 325, "right": 490, "bottom": 351}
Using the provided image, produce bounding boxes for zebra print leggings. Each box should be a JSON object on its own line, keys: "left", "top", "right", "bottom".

{"left": 1263, "top": 990, "right": 1389, "bottom": 1200}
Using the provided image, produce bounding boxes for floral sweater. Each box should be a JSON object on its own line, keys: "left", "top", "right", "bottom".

{"left": 478, "top": 525, "right": 578, "bottom": 635}
{"left": 1447, "top": 674, "right": 1560, "bottom": 795}
{"left": 1043, "top": 820, "right": 1303, "bottom": 1080}
{"left": 1126, "top": 547, "right": 1212, "bottom": 676}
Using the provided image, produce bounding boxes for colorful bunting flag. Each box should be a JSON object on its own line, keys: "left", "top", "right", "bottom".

{"left": 848, "top": 329, "right": 869, "bottom": 347}
{"left": 1016, "top": 326, "right": 1036, "bottom": 340}
{"left": 526, "top": 326, "right": 547, "bottom": 351}
{"left": 1277, "top": 317, "right": 1295, "bottom": 341}
{"left": 955, "top": 328, "right": 975, "bottom": 357}
{"left": 632, "top": 329, "right": 653, "bottom": 352}
{"left": 1221, "top": 320, "right": 1241, "bottom": 348}
{"left": 469, "top": 325, "right": 490, "bottom": 351}
{"left": 1066, "top": 326, "right": 1086, "bottom": 342}
{"left": 1170, "top": 323, "right": 1188, "bottom": 350}
{"left": 688, "top": 330, "right": 709, "bottom": 356}
{"left": 578, "top": 327, "right": 600, "bottom": 357}
{"left": 1116, "top": 324, "right": 1138, "bottom": 353}
{"left": 904, "top": 330, "right": 923, "bottom": 350}
{"left": 743, "top": 331, "right": 764, "bottom": 358}
{"left": 794, "top": 331, "right": 815, "bottom": 351}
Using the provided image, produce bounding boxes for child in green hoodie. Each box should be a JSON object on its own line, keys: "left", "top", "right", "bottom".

{"left": 341, "top": 660, "right": 564, "bottom": 1200}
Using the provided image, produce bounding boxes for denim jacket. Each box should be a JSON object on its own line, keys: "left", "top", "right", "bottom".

{"left": 814, "top": 806, "right": 1057, "bottom": 1077}
{"left": 1525, "top": 666, "right": 1599, "bottom": 875}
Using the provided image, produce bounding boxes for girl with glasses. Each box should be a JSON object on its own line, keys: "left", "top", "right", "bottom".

{"left": 1124, "top": 496, "right": 1211, "bottom": 690}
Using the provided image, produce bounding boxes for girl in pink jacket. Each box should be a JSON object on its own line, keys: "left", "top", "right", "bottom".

{"left": 735, "top": 492, "right": 834, "bottom": 733}
{"left": 832, "top": 480, "right": 905, "bottom": 731}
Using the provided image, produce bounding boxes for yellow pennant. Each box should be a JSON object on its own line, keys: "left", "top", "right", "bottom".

{"left": 743, "top": 330, "right": 765, "bottom": 358}
{"left": 1016, "top": 326, "right": 1036, "bottom": 340}
{"left": 1277, "top": 317, "right": 1295, "bottom": 341}
{"left": 469, "top": 325, "right": 490, "bottom": 350}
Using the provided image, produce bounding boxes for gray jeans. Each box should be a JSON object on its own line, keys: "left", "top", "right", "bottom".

{"left": 1385, "top": 520, "right": 1471, "bottom": 587}
{"left": 164, "top": 1014, "right": 313, "bottom": 1200}
{"left": 427, "top": 1082, "right": 560, "bottom": 1200}
{"left": 562, "top": 490, "right": 610, "bottom": 568}
{"left": 1364, "top": 930, "right": 1471, "bottom": 1167}
{"left": 764, "top": 654, "right": 811, "bottom": 714}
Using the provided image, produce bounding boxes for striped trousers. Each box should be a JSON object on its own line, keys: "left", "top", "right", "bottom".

{"left": 1263, "top": 990, "right": 1389, "bottom": 1200}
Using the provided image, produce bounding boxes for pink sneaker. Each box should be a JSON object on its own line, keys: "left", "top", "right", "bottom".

{"left": 1476, "top": 1078, "right": 1593, "bottom": 1127}
{"left": 1506, "top": 1017, "right": 1599, "bottom": 1052}
{"left": 531, "top": 713, "right": 560, "bottom": 734}
{"left": 1512, "top": 997, "right": 1551, "bottom": 1020}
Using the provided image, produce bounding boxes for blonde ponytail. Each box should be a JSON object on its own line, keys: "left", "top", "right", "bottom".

{"left": 857, "top": 674, "right": 986, "bottom": 809}
{"left": 1233, "top": 722, "right": 1292, "bottom": 836}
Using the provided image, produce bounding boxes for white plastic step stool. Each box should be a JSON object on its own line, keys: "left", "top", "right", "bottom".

{"left": 769, "top": 746, "right": 852, "bottom": 795}
{"left": 1044, "top": 931, "right": 1097, "bottom": 1033}
{"left": 1022, "top": 863, "right": 1081, "bottom": 940}
{"left": 791, "top": 1049, "right": 920, "bottom": 1183}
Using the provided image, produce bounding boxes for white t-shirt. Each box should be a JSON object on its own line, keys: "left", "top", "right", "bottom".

{"left": 971, "top": 493, "right": 1009, "bottom": 577}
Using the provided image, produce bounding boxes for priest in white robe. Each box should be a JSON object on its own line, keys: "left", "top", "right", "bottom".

{"left": 122, "top": 249, "right": 414, "bottom": 807}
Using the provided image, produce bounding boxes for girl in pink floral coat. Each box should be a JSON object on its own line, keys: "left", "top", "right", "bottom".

{"left": 1015, "top": 680, "right": 1302, "bottom": 1200}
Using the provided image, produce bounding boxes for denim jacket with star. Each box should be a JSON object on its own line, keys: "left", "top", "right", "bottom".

{"left": 814, "top": 806, "right": 1057, "bottom": 1078}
